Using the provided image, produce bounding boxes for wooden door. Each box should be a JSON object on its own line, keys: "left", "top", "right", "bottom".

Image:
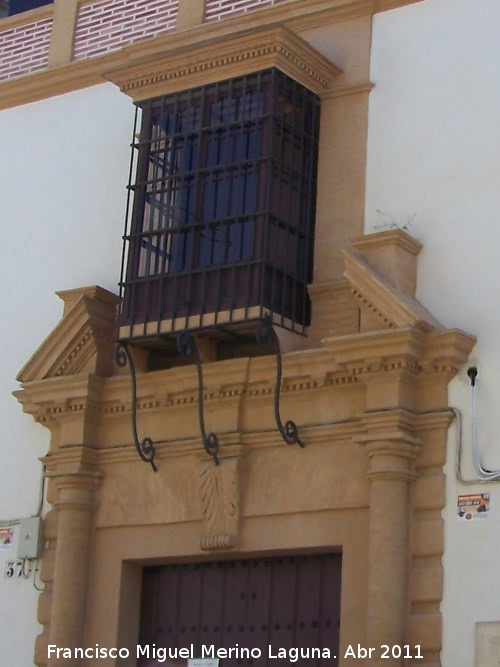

{"left": 139, "top": 553, "right": 341, "bottom": 666}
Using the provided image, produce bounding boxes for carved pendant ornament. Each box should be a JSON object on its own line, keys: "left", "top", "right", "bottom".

{"left": 198, "top": 456, "right": 241, "bottom": 550}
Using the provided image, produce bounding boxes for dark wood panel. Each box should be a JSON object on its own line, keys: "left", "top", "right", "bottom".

{"left": 140, "top": 553, "right": 341, "bottom": 667}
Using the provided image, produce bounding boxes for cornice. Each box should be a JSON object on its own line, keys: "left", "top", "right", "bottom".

{"left": 323, "top": 326, "right": 426, "bottom": 368}
{"left": 13, "top": 373, "right": 106, "bottom": 425}
{"left": 351, "top": 228, "right": 422, "bottom": 256}
{"left": 16, "top": 326, "right": 473, "bottom": 429}
{"left": 343, "top": 247, "right": 443, "bottom": 332}
{"left": 36, "top": 408, "right": 452, "bottom": 470}
{"left": 413, "top": 409, "right": 455, "bottom": 431}
{"left": 16, "top": 286, "right": 118, "bottom": 383}
{"left": 105, "top": 25, "right": 342, "bottom": 101}
{"left": 421, "top": 329, "right": 477, "bottom": 369}
{"left": 13, "top": 344, "right": 355, "bottom": 430}
{"left": 45, "top": 420, "right": 366, "bottom": 470}
{"left": 358, "top": 407, "right": 419, "bottom": 433}
{"left": 308, "top": 279, "right": 351, "bottom": 296}
{"left": 321, "top": 81, "right": 374, "bottom": 100}
{"left": 42, "top": 443, "right": 101, "bottom": 474}
{"left": 322, "top": 324, "right": 477, "bottom": 387}
{"left": 0, "top": 0, "right": 427, "bottom": 111}
{"left": 367, "top": 468, "right": 419, "bottom": 482}
{"left": 242, "top": 420, "right": 364, "bottom": 448}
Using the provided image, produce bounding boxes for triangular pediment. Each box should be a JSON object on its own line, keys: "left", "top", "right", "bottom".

{"left": 342, "top": 231, "right": 444, "bottom": 334}
{"left": 17, "top": 286, "right": 119, "bottom": 383}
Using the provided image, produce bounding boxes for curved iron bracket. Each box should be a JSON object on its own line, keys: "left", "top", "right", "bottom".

{"left": 177, "top": 331, "right": 220, "bottom": 465}
{"left": 255, "top": 320, "right": 304, "bottom": 448}
{"left": 115, "top": 343, "right": 158, "bottom": 472}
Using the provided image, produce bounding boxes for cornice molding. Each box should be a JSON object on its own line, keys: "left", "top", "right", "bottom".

{"left": 413, "top": 409, "right": 455, "bottom": 431}
{"left": 351, "top": 229, "right": 422, "bottom": 256}
{"left": 105, "top": 25, "right": 342, "bottom": 101}
{"left": 15, "top": 326, "right": 475, "bottom": 432}
{"left": 321, "top": 81, "right": 374, "bottom": 100}
{"left": 343, "top": 247, "right": 443, "bottom": 332}
{"left": 16, "top": 286, "right": 118, "bottom": 383}
{"left": 42, "top": 443, "right": 101, "bottom": 473}
{"left": 323, "top": 326, "right": 425, "bottom": 367}
{"left": 43, "top": 421, "right": 365, "bottom": 470}
{"left": 0, "top": 0, "right": 428, "bottom": 110}
{"left": 419, "top": 329, "right": 477, "bottom": 379}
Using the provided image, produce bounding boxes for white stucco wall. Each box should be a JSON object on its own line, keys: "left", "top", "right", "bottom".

{"left": 3, "top": 1, "right": 500, "bottom": 663}
{"left": 0, "top": 83, "right": 134, "bottom": 665}
{"left": 366, "top": 1, "right": 500, "bottom": 665}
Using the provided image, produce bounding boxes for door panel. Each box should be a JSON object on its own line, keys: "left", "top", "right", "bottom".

{"left": 139, "top": 553, "right": 341, "bottom": 666}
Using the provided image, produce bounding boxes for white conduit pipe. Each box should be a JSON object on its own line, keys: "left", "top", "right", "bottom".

{"left": 455, "top": 367, "right": 500, "bottom": 483}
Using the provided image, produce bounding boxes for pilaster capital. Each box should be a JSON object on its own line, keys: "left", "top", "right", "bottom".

{"left": 355, "top": 433, "right": 422, "bottom": 458}
{"left": 54, "top": 470, "right": 103, "bottom": 492}
{"left": 355, "top": 409, "right": 422, "bottom": 483}
{"left": 50, "top": 469, "right": 103, "bottom": 513}
{"left": 366, "top": 467, "right": 419, "bottom": 483}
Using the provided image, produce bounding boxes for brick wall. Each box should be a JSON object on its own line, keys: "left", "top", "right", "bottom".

{"left": 205, "top": 0, "right": 288, "bottom": 22}
{"left": 73, "top": 0, "right": 178, "bottom": 61}
{"left": 0, "top": 17, "right": 52, "bottom": 81}
{"left": 0, "top": 0, "right": 290, "bottom": 84}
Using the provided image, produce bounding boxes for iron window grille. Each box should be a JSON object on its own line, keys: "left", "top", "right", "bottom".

{"left": 118, "top": 68, "right": 320, "bottom": 345}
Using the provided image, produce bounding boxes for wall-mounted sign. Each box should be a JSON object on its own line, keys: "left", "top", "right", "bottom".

{"left": 457, "top": 492, "right": 490, "bottom": 521}
{"left": 0, "top": 527, "right": 14, "bottom": 550}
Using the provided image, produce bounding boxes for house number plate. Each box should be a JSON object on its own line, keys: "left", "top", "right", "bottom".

{"left": 4, "top": 558, "right": 31, "bottom": 579}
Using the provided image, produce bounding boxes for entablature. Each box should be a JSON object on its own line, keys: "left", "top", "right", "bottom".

{"left": 105, "top": 25, "right": 341, "bottom": 101}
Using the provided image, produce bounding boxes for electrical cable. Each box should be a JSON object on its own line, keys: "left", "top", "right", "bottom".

{"left": 0, "top": 464, "right": 46, "bottom": 525}
{"left": 32, "top": 563, "right": 44, "bottom": 592}
{"left": 455, "top": 367, "right": 500, "bottom": 483}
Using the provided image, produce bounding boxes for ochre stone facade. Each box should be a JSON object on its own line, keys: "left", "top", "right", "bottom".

{"left": 10, "top": 5, "right": 476, "bottom": 667}
{"left": 16, "top": 230, "right": 474, "bottom": 667}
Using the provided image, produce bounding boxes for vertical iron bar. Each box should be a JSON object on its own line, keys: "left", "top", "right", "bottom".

{"left": 119, "top": 104, "right": 141, "bottom": 337}
{"left": 177, "top": 331, "right": 220, "bottom": 464}
{"left": 115, "top": 342, "right": 158, "bottom": 471}
{"left": 255, "top": 320, "right": 304, "bottom": 447}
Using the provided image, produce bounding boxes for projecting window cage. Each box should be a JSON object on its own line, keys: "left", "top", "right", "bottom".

{"left": 118, "top": 68, "right": 320, "bottom": 347}
{"left": 116, "top": 68, "right": 320, "bottom": 468}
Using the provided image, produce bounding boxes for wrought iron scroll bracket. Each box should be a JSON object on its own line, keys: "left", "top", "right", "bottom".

{"left": 255, "top": 320, "right": 305, "bottom": 448}
{"left": 115, "top": 343, "right": 158, "bottom": 472}
{"left": 177, "top": 331, "right": 220, "bottom": 466}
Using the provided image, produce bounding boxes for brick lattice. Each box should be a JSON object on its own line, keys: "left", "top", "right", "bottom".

{"left": 73, "top": 0, "right": 179, "bottom": 61}
{"left": 0, "top": 18, "right": 52, "bottom": 82}
{"left": 205, "top": 0, "right": 289, "bottom": 22}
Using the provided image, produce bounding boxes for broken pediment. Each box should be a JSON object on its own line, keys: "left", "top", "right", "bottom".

{"left": 16, "top": 286, "right": 119, "bottom": 383}
{"left": 343, "top": 230, "right": 445, "bottom": 334}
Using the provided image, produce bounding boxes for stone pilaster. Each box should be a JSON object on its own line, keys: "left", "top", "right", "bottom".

{"left": 47, "top": 471, "right": 101, "bottom": 667}
{"left": 356, "top": 412, "right": 422, "bottom": 666}
{"left": 176, "top": 0, "right": 205, "bottom": 30}
{"left": 48, "top": 0, "right": 79, "bottom": 69}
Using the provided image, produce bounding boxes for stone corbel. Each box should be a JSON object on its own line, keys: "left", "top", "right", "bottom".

{"left": 198, "top": 455, "right": 242, "bottom": 551}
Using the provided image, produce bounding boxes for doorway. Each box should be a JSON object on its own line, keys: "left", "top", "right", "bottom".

{"left": 139, "top": 552, "right": 341, "bottom": 666}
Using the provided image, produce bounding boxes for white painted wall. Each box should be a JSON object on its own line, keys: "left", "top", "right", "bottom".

{"left": 0, "top": 83, "right": 133, "bottom": 665}
{"left": 3, "top": 2, "right": 500, "bottom": 664}
{"left": 366, "top": 1, "right": 500, "bottom": 665}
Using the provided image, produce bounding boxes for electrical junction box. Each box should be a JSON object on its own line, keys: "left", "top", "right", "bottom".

{"left": 17, "top": 517, "right": 44, "bottom": 559}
